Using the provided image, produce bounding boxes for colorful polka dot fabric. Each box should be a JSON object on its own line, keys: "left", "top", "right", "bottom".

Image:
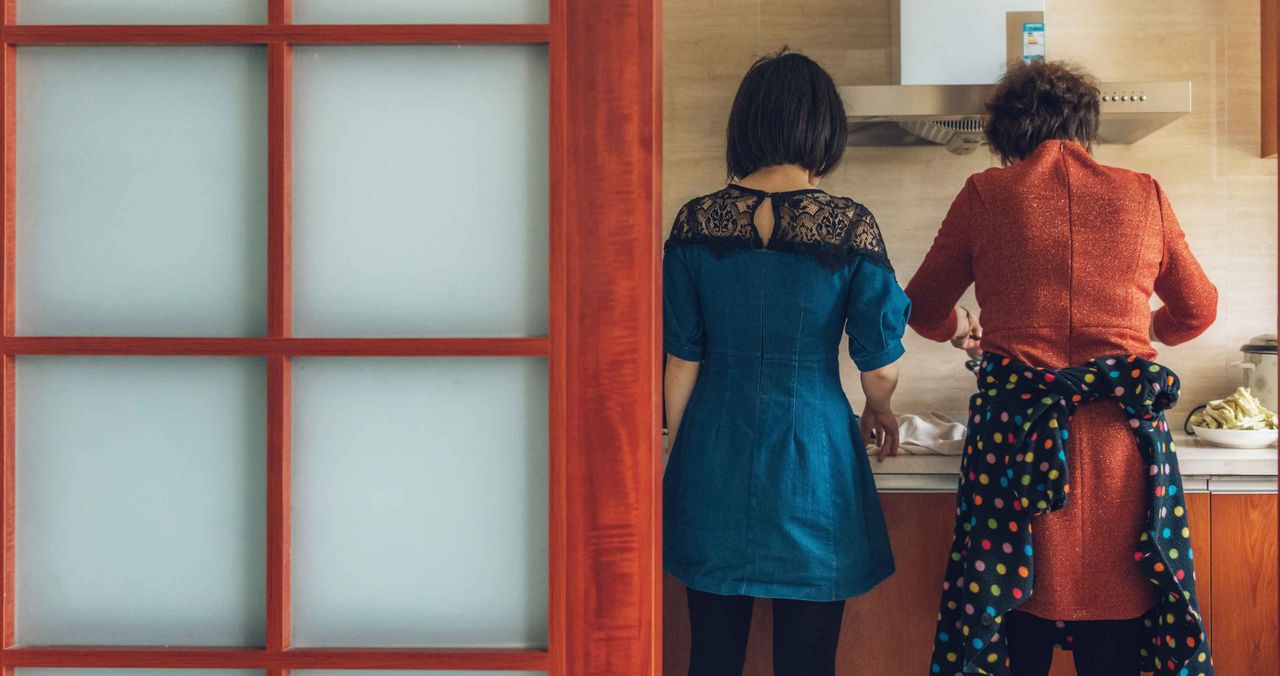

{"left": 929, "top": 354, "right": 1213, "bottom": 675}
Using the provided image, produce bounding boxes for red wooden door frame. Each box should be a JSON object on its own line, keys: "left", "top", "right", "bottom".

{"left": 0, "top": 0, "right": 662, "bottom": 674}
{"left": 561, "top": 0, "right": 663, "bottom": 673}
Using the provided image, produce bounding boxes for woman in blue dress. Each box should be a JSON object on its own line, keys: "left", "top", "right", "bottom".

{"left": 663, "top": 49, "right": 911, "bottom": 676}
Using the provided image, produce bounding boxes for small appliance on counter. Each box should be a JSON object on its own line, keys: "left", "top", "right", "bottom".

{"left": 1233, "top": 334, "right": 1277, "bottom": 412}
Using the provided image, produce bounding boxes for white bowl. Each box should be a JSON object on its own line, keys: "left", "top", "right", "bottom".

{"left": 1191, "top": 426, "right": 1278, "bottom": 449}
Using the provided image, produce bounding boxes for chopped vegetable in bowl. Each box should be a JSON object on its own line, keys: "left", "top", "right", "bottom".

{"left": 1188, "top": 387, "right": 1278, "bottom": 430}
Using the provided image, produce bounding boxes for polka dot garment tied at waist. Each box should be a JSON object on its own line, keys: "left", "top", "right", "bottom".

{"left": 929, "top": 354, "right": 1212, "bottom": 675}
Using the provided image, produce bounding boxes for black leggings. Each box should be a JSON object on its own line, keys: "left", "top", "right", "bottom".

{"left": 1005, "top": 609, "right": 1145, "bottom": 676}
{"left": 686, "top": 586, "right": 845, "bottom": 676}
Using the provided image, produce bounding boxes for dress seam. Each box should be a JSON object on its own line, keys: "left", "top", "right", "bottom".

{"left": 1060, "top": 142, "right": 1085, "bottom": 607}
{"left": 743, "top": 253, "right": 766, "bottom": 590}
{"left": 1062, "top": 141, "right": 1076, "bottom": 366}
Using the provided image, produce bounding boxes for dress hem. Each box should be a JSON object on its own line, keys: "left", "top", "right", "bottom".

{"left": 663, "top": 558, "right": 895, "bottom": 603}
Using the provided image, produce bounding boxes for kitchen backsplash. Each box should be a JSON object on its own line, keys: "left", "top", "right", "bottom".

{"left": 663, "top": 0, "right": 1277, "bottom": 419}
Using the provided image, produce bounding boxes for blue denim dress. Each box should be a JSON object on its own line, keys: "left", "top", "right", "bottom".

{"left": 663, "top": 185, "right": 909, "bottom": 601}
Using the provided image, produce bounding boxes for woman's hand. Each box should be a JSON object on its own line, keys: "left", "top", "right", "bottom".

{"left": 861, "top": 405, "right": 900, "bottom": 462}
{"left": 950, "top": 306, "right": 983, "bottom": 360}
{"left": 859, "top": 363, "right": 900, "bottom": 462}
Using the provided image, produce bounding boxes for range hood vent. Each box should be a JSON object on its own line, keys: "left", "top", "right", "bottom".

{"left": 844, "top": 1, "right": 1192, "bottom": 154}
{"left": 840, "top": 81, "right": 1191, "bottom": 154}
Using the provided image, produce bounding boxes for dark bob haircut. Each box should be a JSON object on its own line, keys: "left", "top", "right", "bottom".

{"left": 726, "top": 48, "right": 847, "bottom": 181}
{"left": 984, "top": 60, "right": 1101, "bottom": 165}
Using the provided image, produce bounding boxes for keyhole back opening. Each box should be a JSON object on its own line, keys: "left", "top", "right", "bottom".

{"left": 754, "top": 196, "right": 776, "bottom": 247}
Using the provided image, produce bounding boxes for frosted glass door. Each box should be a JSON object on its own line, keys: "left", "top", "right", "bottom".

{"left": 0, "top": 0, "right": 660, "bottom": 671}
{"left": 8, "top": 25, "right": 554, "bottom": 663}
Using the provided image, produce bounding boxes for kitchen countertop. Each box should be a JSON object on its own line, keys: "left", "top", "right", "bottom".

{"left": 872, "top": 433, "right": 1277, "bottom": 492}
{"left": 661, "top": 430, "right": 1277, "bottom": 492}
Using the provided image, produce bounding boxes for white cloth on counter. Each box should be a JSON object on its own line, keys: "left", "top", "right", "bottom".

{"left": 882, "top": 412, "right": 967, "bottom": 455}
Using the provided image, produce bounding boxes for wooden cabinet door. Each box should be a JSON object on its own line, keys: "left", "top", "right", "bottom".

{"left": 840, "top": 493, "right": 958, "bottom": 674}
{"left": 1209, "top": 492, "right": 1279, "bottom": 676}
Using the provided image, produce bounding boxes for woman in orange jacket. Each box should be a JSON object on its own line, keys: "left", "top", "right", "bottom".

{"left": 905, "top": 61, "right": 1217, "bottom": 675}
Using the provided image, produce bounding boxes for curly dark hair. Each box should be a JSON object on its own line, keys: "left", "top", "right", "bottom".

{"left": 984, "top": 61, "right": 1100, "bottom": 165}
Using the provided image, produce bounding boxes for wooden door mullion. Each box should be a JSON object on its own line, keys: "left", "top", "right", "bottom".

{"left": 266, "top": 3, "right": 293, "bottom": 672}
{"left": 0, "top": 336, "right": 549, "bottom": 357}
{"left": 546, "top": 0, "right": 567, "bottom": 674}
{"left": 2, "top": 646, "right": 550, "bottom": 670}
{"left": 1, "top": 24, "right": 550, "bottom": 45}
{"left": 1, "top": 0, "right": 17, "bottom": 665}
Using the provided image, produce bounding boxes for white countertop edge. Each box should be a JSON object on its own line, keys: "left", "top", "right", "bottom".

{"left": 661, "top": 432, "right": 1277, "bottom": 492}
{"left": 870, "top": 433, "right": 1277, "bottom": 481}
{"left": 874, "top": 474, "right": 1276, "bottom": 493}
{"left": 1206, "top": 476, "right": 1280, "bottom": 493}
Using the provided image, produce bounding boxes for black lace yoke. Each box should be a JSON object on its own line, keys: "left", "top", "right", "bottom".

{"left": 663, "top": 184, "right": 892, "bottom": 271}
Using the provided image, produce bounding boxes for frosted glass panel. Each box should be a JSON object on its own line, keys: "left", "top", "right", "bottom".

{"left": 15, "top": 357, "right": 267, "bottom": 646}
{"left": 294, "top": 0, "right": 547, "bottom": 24}
{"left": 292, "top": 46, "right": 548, "bottom": 337}
{"left": 19, "top": 1, "right": 265, "bottom": 24}
{"left": 19, "top": 672, "right": 260, "bottom": 676}
{"left": 295, "top": 673, "right": 541, "bottom": 676}
{"left": 16, "top": 47, "right": 267, "bottom": 336}
{"left": 291, "top": 358, "right": 548, "bottom": 647}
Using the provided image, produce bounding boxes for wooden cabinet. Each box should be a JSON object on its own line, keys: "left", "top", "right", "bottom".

{"left": 1208, "top": 493, "right": 1279, "bottom": 675}
{"left": 664, "top": 491, "right": 1274, "bottom": 676}
{"left": 839, "top": 493, "right": 958, "bottom": 673}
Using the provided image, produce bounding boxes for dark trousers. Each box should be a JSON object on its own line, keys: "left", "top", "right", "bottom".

{"left": 685, "top": 586, "right": 846, "bottom": 676}
{"left": 1005, "top": 609, "right": 1145, "bottom": 676}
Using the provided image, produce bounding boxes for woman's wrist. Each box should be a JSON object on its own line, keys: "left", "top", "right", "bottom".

{"left": 951, "top": 306, "right": 973, "bottom": 343}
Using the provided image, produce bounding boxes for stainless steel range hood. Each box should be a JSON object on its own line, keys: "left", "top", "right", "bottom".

{"left": 843, "top": 1, "right": 1192, "bottom": 154}
{"left": 840, "top": 81, "right": 1191, "bottom": 154}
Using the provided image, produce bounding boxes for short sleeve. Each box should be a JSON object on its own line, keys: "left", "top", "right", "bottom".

{"left": 846, "top": 258, "right": 911, "bottom": 371}
{"left": 663, "top": 246, "right": 705, "bottom": 361}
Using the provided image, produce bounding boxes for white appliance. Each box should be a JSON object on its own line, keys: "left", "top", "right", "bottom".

{"left": 1234, "top": 334, "right": 1278, "bottom": 413}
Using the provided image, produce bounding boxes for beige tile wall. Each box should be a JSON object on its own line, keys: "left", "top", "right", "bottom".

{"left": 663, "top": 0, "right": 1278, "bottom": 419}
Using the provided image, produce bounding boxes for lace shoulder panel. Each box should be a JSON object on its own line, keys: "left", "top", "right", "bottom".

{"left": 772, "top": 193, "right": 893, "bottom": 271}
{"left": 664, "top": 186, "right": 763, "bottom": 254}
{"left": 664, "top": 186, "right": 892, "bottom": 271}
